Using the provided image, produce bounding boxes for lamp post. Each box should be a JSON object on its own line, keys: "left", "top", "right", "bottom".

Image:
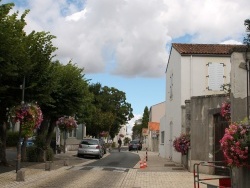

{"left": 16, "top": 76, "right": 25, "bottom": 172}
{"left": 244, "top": 19, "right": 250, "bottom": 122}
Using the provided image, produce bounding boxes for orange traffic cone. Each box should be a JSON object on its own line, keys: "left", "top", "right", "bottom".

{"left": 140, "top": 160, "right": 145, "bottom": 168}
{"left": 143, "top": 159, "right": 147, "bottom": 168}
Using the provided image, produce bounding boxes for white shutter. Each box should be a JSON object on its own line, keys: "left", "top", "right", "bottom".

{"left": 207, "top": 63, "right": 224, "bottom": 91}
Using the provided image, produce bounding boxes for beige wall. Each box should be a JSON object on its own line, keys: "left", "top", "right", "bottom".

{"left": 149, "top": 102, "right": 165, "bottom": 122}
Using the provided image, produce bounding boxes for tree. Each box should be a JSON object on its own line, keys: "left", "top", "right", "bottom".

{"left": 86, "top": 83, "right": 134, "bottom": 138}
{"left": 35, "top": 62, "right": 92, "bottom": 161}
{"left": 0, "top": 2, "right": 31, "bottom": 165}
{"left": 141, "top": 106, "right": 149, "bottom": 129}
{"left": 132, "top": 122, "right": 141, "bottom": 140}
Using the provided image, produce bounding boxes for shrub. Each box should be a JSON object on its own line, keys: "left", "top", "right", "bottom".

{"left": 6, "top": 131, "right": 19, "bottom": 147}
{"left": 111, "top": 142, "right": 116, "bottom": 148}
{"left": 26, "top": 146, "right": 54, "bottom": 162}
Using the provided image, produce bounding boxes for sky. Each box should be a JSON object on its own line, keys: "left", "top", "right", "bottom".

{"left": 2, "top": 0, "right": 250, "bottom": 134}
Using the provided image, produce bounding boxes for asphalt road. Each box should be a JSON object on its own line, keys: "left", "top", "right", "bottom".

{"left": 84, "top": 148, "right": 140, "bottom": 169}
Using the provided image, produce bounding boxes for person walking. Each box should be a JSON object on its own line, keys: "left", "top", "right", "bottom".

{"left": 118, "top": 138, "right": 122, "bottom": 152}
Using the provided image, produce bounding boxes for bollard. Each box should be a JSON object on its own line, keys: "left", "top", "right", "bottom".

{"left": 146, "top": 147, "right": 148, "bottom": 161}
{"left": 64, "top": 159, "right": 69, "bottom": 166}
{"left": 16, "top": 169, "right": 25, "bottom": 181}
{"left": 45, "top": 161, "right": 53, "bottom": 171}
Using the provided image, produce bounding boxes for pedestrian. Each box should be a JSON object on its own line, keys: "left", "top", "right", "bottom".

{"left": 118, "top": 138, "right": 122, "bottom": 152}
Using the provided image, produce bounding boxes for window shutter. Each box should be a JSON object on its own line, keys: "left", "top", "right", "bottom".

{"left": 207, "top": 63, "right": 224, "bottom": 91}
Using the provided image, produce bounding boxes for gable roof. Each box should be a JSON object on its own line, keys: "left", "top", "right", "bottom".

{"left": 148, "top": 122, "right": 159, "bottom": 131}
{"left": 172, "top": 43, "right": 246, "bottom": 55}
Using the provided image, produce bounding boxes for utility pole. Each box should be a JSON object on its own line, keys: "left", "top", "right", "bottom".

{"left": 16, "top": 76, "right": 25, "bottom": 172}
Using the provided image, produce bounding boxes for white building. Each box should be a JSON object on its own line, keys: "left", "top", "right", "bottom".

{"left": 160, "top": 43, "right": 241, "bottom": 163}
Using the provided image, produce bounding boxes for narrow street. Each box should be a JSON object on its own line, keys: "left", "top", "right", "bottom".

{"left": 0, "top": 149, "right": 206, "bottom": 188}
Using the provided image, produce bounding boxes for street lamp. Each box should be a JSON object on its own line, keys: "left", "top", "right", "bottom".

{"left": 16, "top": 76, "right": 25, "bottom": 172}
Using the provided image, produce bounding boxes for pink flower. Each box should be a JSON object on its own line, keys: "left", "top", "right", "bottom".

{"left": 220, "top": 123, "right": 249, "bottom": 167}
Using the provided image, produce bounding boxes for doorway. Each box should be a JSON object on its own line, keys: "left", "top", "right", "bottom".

{"left": 214, "top": 113, "right": 229, "bottom": 175}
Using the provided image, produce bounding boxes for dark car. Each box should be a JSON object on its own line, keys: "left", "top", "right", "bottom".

{"left": 128, "top": 140, "right": 142, "bottom": 151}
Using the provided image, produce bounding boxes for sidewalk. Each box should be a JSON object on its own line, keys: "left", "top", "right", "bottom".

{"left": 0, "top": 150, "right": 208, "bottom": 188}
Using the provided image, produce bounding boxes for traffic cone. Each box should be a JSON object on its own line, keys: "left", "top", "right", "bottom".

{"left": 140, "top": 160, "right": 145, "bottom": 168}
{"left": 143, "top": 158, "right": 147, "bottom": 168}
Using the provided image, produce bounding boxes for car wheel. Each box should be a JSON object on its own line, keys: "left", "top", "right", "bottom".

{"left": 77, "top": 153, "right": 81, "bottom": 158}
{"left": 97, "top": 154, "right": 101, "bottom": 159}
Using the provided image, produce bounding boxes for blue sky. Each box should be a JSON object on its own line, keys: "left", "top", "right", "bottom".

{"left": 2, "top": 0, "right": 250, "bottom": 133}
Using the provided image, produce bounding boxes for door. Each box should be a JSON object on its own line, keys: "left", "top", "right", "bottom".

{"left": 214, "top": 113, "right": 229, "bottom": 175}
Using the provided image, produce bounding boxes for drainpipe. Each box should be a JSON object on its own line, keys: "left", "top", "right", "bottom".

{"left": 190, "top": 55, "right": 193, "bottom": 97}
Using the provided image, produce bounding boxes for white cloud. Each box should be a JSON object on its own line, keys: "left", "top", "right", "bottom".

{"left": 6, "top": 0, "right": 250, "bottom": 77}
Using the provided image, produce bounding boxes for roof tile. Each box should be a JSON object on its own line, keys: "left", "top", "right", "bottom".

{"left": 172, "top": 43, "right": 246, "bottom": 55}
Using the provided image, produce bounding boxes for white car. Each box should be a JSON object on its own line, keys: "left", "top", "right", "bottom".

{"left": 77, "top": 138, "right": 104, "bottom": 159}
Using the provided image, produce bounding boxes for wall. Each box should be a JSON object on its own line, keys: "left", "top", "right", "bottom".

{"left": 231, "top": 52, "right": 248, "bottom": 121}
{"left": 189, "top": 94, "right": 227, "bottom": 173}
{"left": 230, "top": 51, "right": 250, "bottom": 187}
{"left": 149, "top": 102, "right": 166, "bottom": 122}
{"left": 181, "top": 55, "right": 231, "bottom": 101}
{"left": 165, "top": 48, "right": 182, "bottom": 163}
{"left": 159, "top": 115, "right": 167, "bottom": 158}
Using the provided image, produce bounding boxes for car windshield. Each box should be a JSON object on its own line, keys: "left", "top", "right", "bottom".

{"left": 130, "top": 141, "right": 138, "bottom": 144}
{"left": 81, "top": 139, "right": 98, "bottom": 145}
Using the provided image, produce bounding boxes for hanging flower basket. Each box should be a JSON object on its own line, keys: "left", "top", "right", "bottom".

{"left": 119, "top": 133, "right": 124, "bottom": 138}
{"left": 173, "top": 133, "right": 190, "bottom": 155}
{"left": 11, "top": 103, "right": 43, "bottom": 136}
{"left": 56, "top": 116, "right": 78, "bottom": 132}
{"left": 220, "top": 123, "right": 249, "bottom": 167}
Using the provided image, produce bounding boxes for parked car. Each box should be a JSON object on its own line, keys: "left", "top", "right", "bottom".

{"left": 21, "top": 138, "right": 35, "bottom": 147}
{"left": 77, "top": 138, "right": 104, "bottom": 159}
{"left": 99, "top": 138, "right": 107, "bottom": 154}
{"left": 128, "top": 140, "right": 142, "bottom": 151}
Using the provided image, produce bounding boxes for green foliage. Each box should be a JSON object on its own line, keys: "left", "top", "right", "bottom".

{"left": 132, "top": 123, "right": 142, "bottom": 140}
{"left": 86, "top": 83, "right": 133, "bottom": 138}
{"left": 6, "top": 131, "right": 19, "bottom": 147}
{"left": 111, "top": 142, "right": 116, "bottom": 148}
{"left": 132, "top": 106, "right": 149, "bottom": 139}
{"left": 26, "top": 146, "right": 38, "bottom": 162}
{"left": 124, "top": 137, "right": 131, "bottom": 145}
{"left": 141, "top": 106, "right": 149, "bottom": 128}
{"left": 26, "top": 146, "right": 54, "bottom": 162}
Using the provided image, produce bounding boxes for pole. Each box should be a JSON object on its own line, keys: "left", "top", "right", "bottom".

{"left": 16, "top": 76, "right": 25, "bottom": 172}
{"left": 64, "top": 130, "right": 66, "bottom": 153}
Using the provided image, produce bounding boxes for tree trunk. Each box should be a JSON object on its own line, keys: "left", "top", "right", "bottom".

{"left": 45, "top": 118, "right": 56, "bottom": 149}
{"left": 21, "top": 137, "right": 27, "bottom": 162}
{"left": 36, "top": 116, "right": 50, "bottom": 162}
{"left": 0, "top": 122, "right": 8, "bottom": 166}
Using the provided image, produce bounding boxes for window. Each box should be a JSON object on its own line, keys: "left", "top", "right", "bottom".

{"left": 207, "top": 63, "right": 225, "bottom": 91}
{"left": 170, "top": 73, "right": 173, "bottom": 99}
{"left": 68, "top": 129, "right": 76, "bottom": 138}
{"left": 161, "top": 131, "right": 165, "bottom": 144}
